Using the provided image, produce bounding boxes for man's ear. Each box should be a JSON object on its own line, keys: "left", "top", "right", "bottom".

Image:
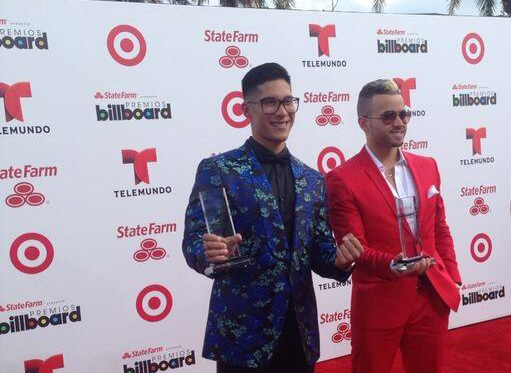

{"left": 358, "top": 116, "right": 369, "bottom": 133}
{"left": 242, "top": 102, "right": 251, "bottom": 120}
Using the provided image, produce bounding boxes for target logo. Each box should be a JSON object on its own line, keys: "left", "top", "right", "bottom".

{"left": 316, "top": 105, "right": 341, "bottom": 126}
{"left": 136, "top": 284, "right": 173, "bottom": 322}
{"left": 133, "top": 238, "right": 167, "bottom": 262}
{"left": 5, "top": 182, "right": 45, "bottom": 208}
{"left": 0, "top": 82, "right": 32, "bottom": 122}
{"left": 470, "top": 197, "right": 489, "bottom": 216}
{"left": 470, "top": 233, "right": 492, "bottom": 263}
{"left": 219, "top": 46, "right": 249, "bottom": 68}
{"left": 10, "top": 233, "right": 54, "bottom": 274}
{"left": 462, "top": 33, "right": 485, "bottom": 65}
{"left": 331, "top": 322, "right": 351, "bottom": 343}
{"left": 317, "top": 146, "right": 345, "bottom": 175}
{"left": 221, "top": 91, "right": 250, "bottom": 128}
{"left": 25, "top": 354, "right": 64, "bottom": 373}
{"left": 309, "top": 24, "right": 336, "bottom": 57}
{"left": 107, "top": 25, "right": 147, "bottom": 66}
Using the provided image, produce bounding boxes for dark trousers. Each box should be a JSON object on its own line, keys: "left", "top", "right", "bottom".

{"left": 217, "top": 303, "right": 314, "bottom": 373}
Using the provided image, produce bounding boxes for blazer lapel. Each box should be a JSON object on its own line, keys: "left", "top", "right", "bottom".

{"left": 403, "top": 152, "right": 427, "bottom": 244}
{"left": 242, "top": 144, "right": 290, "bottom": 261}
{"left": 290, "top": 157, "right": 308, "bottom": 265}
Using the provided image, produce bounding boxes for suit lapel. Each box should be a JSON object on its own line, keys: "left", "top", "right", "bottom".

{"left": 290, "top": 157, "right": 308, "bottom": 264}
{"left": 242, "top": 145, "right": 290, "bottom": 261}
{"left": 403, "top": 152, "right": 426, "bottom": 239}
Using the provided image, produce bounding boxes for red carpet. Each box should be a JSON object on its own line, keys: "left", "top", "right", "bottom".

{"left": 316, "top": 316, "right": 511, "bottom": 373}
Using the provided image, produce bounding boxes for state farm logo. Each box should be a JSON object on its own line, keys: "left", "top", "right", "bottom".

{"left": 95, "top": 90, "right": 171, "bottom": 122}
{"left": 10, "top": 233, "right": 54, "bottom": 274}
{"left": 0, "top": 82, "right": 51, "bottom": 135}
{"left": 0, "top": 164, "right": 58, "bottom": 181}
{"left": 401, "top": 139, "right": 428, "bottom": 151}
{"left": 0, "top": 300, "right": 43, "bottom": 313}
{"left": 460, "top": 184, "right": 496, "bottom": 198}
{"left": 115, "top": 148, "right": 172, "bottom": 199}
{"left": 393, "top": 77, "right": 426, "bottom": 118}
{"left": 221, "top": 91, "right": 250, "bottom": 128}
{"left": 117, "top": 222, "right": 177, "bottom": 239}
{"left": 377, "top": 28, "right": 428, "bottom": 54}
{"left": 303, "top": 24, "right": 346, "bottom": 68}
{"left": 452, "top": 83, "right": 497, "bottom": 107}
{"left": 107, "top": 25, "right": 146, "bottom": 66}
{"left": 5, "top": 182, "right": 45, "bottom": 208}
{"left": 0, "top": 23, "right": 49, "bottom": 51}
{"left": 469, "top": 197, "right": 489, "bottom": 216}
{"left": 462, "top": 33, "right": 484, "bottom": 65}
{"left": 219, "top": 46, "right": 249, "bottom": 68}
{"left": 470, "top": 233, "right": 492, "bottom": 263}
{"left": 316, "top": 106, "right": 342, "bottom": 126}
{"left": 25, "top": 354, "right": 64, "bottom": 373}
{"left": 317, "top": 146, "right": 345, "bottom": 175}
{"left": 136, "top": 284, "right": 173, "bottom": 322}
{"left": 460, "top": 127, "right": 494, "bottom": 166}
{"left": 133, "top": 238, "right": 167, "bottom": 262}
{"left": 331, "top": 322, "right": 351, "bottom": 343}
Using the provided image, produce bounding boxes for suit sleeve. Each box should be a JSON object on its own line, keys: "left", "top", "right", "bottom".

{"left": 432, "top": 160, "right": 462, "bottom": 283}
{"left": 310, "top": 177, "right": 351, "bottom": 283}
{"left": 326, "top": 169, "right": 397, "bottom": 279}
{"left": 182, "top": 158, "right": 219, "bottom": 277}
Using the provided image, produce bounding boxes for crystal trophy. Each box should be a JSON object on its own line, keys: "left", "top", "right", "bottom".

{"left": 199, "top": 187, "right": 255, "bottom": 277}
{"left": 394, "top": 196, "right": 425, "bottom": 272}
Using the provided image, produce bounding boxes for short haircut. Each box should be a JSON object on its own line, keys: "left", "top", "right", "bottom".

{"left": 357, "top": 79, "right": 401, "bottom": 116}
{"left": 242, "top": 62, "right": 291, "bottom": 98}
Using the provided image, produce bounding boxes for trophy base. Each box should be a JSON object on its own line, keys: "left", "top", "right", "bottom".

{"left": 393, "top": 254, "right": 426, "bottom": 272}
{"left": 204, "top": 256, "right": 256, "bottom": 277}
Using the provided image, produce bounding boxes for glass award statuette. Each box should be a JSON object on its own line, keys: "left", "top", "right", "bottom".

{"left": 394, "top": 196, "right": 425, "bottom": 272}
{"left": 199, "top": 187, "right": 255, "bottom": 277}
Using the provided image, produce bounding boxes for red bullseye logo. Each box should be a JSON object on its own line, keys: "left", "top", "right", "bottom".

{"left": 107, "top": 25, "right": 147, "bottom": 66}
{"left": 219, "top": 46, "right": 249, "bottom": 68}
{"left": 469, "top": 197, "right": 489, "bottom": 216}
{"left": 331, "top": 322, "right": 351, "bottom": 343}
{"left": 6, "top": 182, "right": 45, "bottom": 208}
{"left": 317, "top": 146, "right": 345, "bottom": 175}
{"left": 136, "top": 284, "right": 173, "bottom": 322}
{"left": 316, "top": 105, "right": 341, "bottom": 126}
{"left": 10, "top": 233, "right": 54, "bottom": 274}
{"left": 221, "top": 91, "right": 250, "bottom": 128}
{"left": 470, "top": 233, "right": 492, "bottom": 263}
{"left": 462, "top": 33, "right": 484, "bottom": 65}
{"left": 133, "top": 238, "right": 166, "bottom": 262}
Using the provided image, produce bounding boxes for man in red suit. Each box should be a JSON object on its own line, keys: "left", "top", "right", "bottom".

{"left": 326, "top": 79, "right": 462, "bottom": 373}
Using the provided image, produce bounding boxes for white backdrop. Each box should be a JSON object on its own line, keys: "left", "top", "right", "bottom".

{"left": 1, "top": 1, "right": 510, "bottom": 372}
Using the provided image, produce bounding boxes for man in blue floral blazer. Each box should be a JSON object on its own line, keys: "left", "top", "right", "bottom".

{"left": 182, "top": 63, "right": 362, "bottom": 373}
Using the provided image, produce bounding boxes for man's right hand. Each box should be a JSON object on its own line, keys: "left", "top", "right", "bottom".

{"left": 203, "top": 233, "right": 242, "bottom": 263}
{"left": 390, "top": 253, "right": 436, "bottom": 276}
{"left": 335, "top": 233, "right": 364, "bottom": 270}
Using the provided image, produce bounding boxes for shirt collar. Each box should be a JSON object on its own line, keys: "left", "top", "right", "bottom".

{"left": 246, "top": 137, "right": 291, "bottom": 165}
{"left": 365, "top": 144, "right": 407, "bottom": 172}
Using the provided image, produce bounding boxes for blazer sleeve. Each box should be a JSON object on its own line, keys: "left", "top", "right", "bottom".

{"left": 326, "top": 169, "right": 397, "bottom": 279}
{"left": 432, "top": 160, "right": 462, "bottom": 283}
{"left": 182, "top": 158, "right": 219, "bottom": 277}
{"left": 310, "top": 177, "right": 351, "bottom": 283}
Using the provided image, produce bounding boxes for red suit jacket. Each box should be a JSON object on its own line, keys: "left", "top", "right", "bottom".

{"left": 326, "top": 147, "right": 462, "bottom": 329}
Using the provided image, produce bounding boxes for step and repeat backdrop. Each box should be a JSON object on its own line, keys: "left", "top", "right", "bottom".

{"left": 1, "top": 0, "right": 510, "bottom": 371}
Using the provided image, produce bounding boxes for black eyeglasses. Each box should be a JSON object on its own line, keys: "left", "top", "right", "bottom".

{"left": 363, "top": 109, "right": 411, "bottom": 125}
{"left": 245, "top": 97, "right": 300, "bottom": 115}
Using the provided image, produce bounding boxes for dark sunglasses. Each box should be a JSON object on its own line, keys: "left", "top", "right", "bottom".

{"left": 363, "top": 109, "right": 411, "bottom": 125}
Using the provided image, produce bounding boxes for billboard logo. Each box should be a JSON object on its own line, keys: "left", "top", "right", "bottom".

{"left": 0, "top": 82, "right": 32, "bottom": 122}
{"left": 462, "top": 33, "right": 484, "bottom": 64}
{"left": 466, "top": 127, "right": 486, "bottom": 155}
{"left": 219, "top": 46, "right": 249, "bottom": 68}
{"left": 107, "top": 25, "right": 147, "bottom": 66}
{"left": 136, "top": 284, "right": 173, "bottom": 322}
{"left": 25, "top": 354, "right": 64, "bottom": 373}
{"left": 316, "top": 106, "right": 341, "bottom": 126}
{"left": 331, "top": 322, "right": 351, "bottom": 343}
{"left": 317, "top": 147, "right": 345, "bottom": 175}
{"left": 6, "top": 182, "right": 45, "bottom": 208}
{"left": 133, "top": 238, "right": 166, "bottom": 262}
{"left": 122, "top": 148, "right": 157, "bottom": 185}
{"left": 221, "top": 91, "right": 250, "bottom": 128}
{"left": 470, "top": 233, "right": 492, "bottom": 263}
{"left": 309, "top": 24, "right": 336, "bottom": 57}
{"left": 122, "top": 351, "right": 196, "bottom": 372}
{"left": 10, "top": 233, "right": 54, "bottom": 274}
{"left": 470, "top": 197, "right": 489, "bottom": 216}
